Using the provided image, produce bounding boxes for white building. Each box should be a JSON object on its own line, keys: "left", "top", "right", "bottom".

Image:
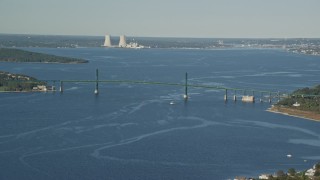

{"left": 305, "top": 168, "right": 316, "bottom": 177}
{"left": 259, "top": 174, "right": 271, "bottom": 179}
{"left": 293, "top": 102, "right": 300, "bottom": 107}
{"left": 32, "top": 85, "right": 47, "bottom": 91}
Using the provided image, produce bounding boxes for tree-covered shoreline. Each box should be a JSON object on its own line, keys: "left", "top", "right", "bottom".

{"left": 0, "top": 48, "right": 88, "bottom": 64}
{"left": 234, "top": 163, "right": 320, "bottom": 180}
{"left": 0, "top": 71, "right": 45, "bottom": 92}
{"left": 277, "top": 85, "right": 320, "bottom": 113}
{"left": 268, "top": 85, "right": 320, "bottom": 122}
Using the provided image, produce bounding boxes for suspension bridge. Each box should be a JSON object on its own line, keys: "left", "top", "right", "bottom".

{"left": 13, "top": 69, "right": 287, "bottom": 103}
{"left": 6, "top": 68, "right": 319, "bottom": 103}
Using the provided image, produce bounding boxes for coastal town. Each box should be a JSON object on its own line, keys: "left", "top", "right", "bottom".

{"left": 234, "top": 162, "right": 320, "bottom": 180}
{"left": 289, "top": 46, "right": 320, "bottom": 56}
{"left": 1, "top": 34, "right": 320, "bottom": 57}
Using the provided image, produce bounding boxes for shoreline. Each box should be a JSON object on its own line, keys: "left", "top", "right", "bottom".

{"left": 0, "top": 90, "right": 56, "bottom": 93}
{"left": 0, "top": 60, "right": 87, "bottom": 64}
{"left": 267, "top": 106, "right": 320, "bottom": 122}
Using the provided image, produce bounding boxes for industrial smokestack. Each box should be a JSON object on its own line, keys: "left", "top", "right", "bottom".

{"left": 119, "top": 35, "right": 127, "bottom": 47}
{"left": 103, "top": 34, "right": 112, "bottom": 47}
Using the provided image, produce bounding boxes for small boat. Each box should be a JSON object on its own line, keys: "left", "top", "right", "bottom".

{"left": 286, "top": 154, "right": 292, "bottom": 158}
{"left": 170, "top": 101, "right": 175, "bottom": 105}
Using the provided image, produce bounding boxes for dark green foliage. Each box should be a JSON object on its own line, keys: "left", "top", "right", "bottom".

{"left": 276, "top": 170, "right": 287, "bottom": 178}
{"left": 276, "top": 85, "right": 320, "bottom": 113}
{"left": 277, "top": 98, "right": 295, "bottom": 106}
{"left": 265, "top": 164, "right": 320, "bottom": 180}
{"left": 315, "top": 164, "right": 320, "bottom": 177}
{"left": 288, "top": 168, "right": 296, "bottom": 176}
{"left": 294, "top": 85, "right": 320, "bottom": 96}
{"left": 0, "top": 48, "right": 88, "bottom": 63}
{"left": 0, "top": 71, "right": 45, "bottom": 91}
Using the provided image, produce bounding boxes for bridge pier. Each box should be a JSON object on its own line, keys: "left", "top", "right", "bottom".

{"left": 269, "top": 92, "right": 272, "bottom": 103}
{"left": 233, "top": 90, "right": 237, "bottom": 101}
{"left": 184, "top": 72, "right": 188, "bottom": 100}
{"left": 224, "top": 89, "right": 228, "bottom": 101}
{"left": 60, "top": 81, "right": 63, "bottom": 93}
{"left": 52, "top": 81, "right": 56, "bottom": 92}
{"left": 252, "top": 91, "right": 255, "bottom": 103}
{"left": 94, "top": 69, "right": 99, "bottom": 95}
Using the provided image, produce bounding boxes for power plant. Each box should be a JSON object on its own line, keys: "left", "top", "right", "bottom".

{"left": 103, "top": 35, "right": 111, "bottom": 47}
{"left": 103, "top": 34, "right": 146, "bottom": 49}
{"left": 118, "top": 35, "right": 127, "bottom": 47}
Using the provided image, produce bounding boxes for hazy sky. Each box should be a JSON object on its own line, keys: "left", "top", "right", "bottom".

{"left": 1, "top": 0, "right": 320, "bottom": 38}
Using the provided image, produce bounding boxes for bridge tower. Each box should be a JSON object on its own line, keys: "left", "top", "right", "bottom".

{"left": 184, "top": 72, "right": 188, "bottom": 100}
{"left": 94, "top": 69, "right": 99, "bottom": 95}
{"left": 224, "top": 89, "right": 228, "bottom": 101}
{"left": 60, "top": 81, "right": 63, "bottom": 93}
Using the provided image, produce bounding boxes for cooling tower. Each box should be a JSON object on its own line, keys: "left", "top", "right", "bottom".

{"left": 119, "top": 35, "right": 127, "bottom": 47}
{"left": 103, "top": 35, "right": 112, "bottom": 47}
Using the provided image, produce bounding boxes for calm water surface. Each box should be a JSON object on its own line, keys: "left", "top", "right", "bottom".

{"left": 1, "top": 48, "right": 320, "bottom": 180}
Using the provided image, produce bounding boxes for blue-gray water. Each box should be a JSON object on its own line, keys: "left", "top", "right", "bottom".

{"left": 1, "top": 48, "right": 320, "bottom": 180}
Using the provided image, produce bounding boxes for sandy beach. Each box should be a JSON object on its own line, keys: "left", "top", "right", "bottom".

{"left": 267, "top": 106, "right": 320, "bottom": 122}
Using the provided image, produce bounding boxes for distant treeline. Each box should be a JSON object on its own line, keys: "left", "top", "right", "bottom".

{"left": 2, "top": 34, "right": 320, "bottom": 49}
{"left": 277, "top": 85, "right": 320, "bottom": 112}
{"left": 0, "top": 48, "right": 88, "bottom": 64}
{"left": 0, "top": 71, "right": 44, "bottom": 91}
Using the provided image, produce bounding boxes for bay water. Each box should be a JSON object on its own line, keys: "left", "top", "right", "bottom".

{"left": 1, "top": 48, "right": 320, "bottom": 180}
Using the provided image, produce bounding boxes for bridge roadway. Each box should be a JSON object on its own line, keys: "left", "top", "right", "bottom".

{"left": 4, "top": 78, "right": 320, "bottom": 102}
{"left": 58, "top": 79, "right": 276, "bottom": 94}
{"left": 46, "top": 79, "right": 320, "bottom": 99}
{"left": 4, "top": 66, "right": 320, "bottom": 101}
{"left": 40, "top": 78, "right": 284, "bottom": 103}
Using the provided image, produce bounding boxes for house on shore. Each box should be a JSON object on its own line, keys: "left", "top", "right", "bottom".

{"left": 32, "top": 85, "right": 55, "bottom": 92}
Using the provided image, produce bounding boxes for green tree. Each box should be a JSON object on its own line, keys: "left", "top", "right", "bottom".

{"left": 276, "top": 170, "right": 287, "bottom": 179}
{"left": 288, "top": 168, "right": 296, "bottom": 176}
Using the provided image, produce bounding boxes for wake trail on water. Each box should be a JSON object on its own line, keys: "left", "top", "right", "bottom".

{"left": 17, "top": 116, "right": 227, "bottom": 173}
{"left": 0, "top": 116, "right": 95, "bottom": 145}
{"left": 10, "top": 98, "right": 169, "bottom": 166}
{"left": 9, "top": 95, "right": 230, "bottom": 174}
{"left": 233, "top": 119, "right": 320, "bottom": 138}
{"left": 91, "top": 116, "right": 228, "bottom": 166}
{"left": 232, "top": 119, "right": 320, "bottom": 148}
{"left": 18, "top": 141, "right": 115, "bottom": 177}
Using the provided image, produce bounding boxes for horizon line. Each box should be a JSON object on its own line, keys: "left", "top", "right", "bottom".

{"left": 1, "top": 33, "right": 320, "bottom": 39}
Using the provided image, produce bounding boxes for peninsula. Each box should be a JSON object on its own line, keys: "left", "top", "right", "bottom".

{"left": 0, "top": 48, "right": 88, "bottom": 64}
{"left": 268, "top": 85, "right": 320, "bottom": 121}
